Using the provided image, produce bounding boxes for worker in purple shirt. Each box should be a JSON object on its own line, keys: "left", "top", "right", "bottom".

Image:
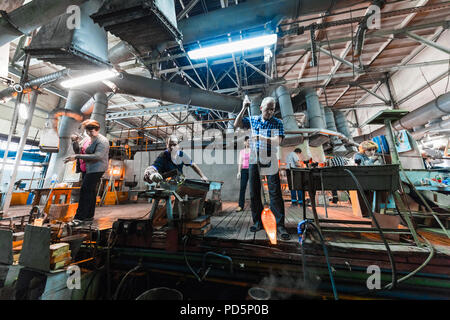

{"left": 234, "top": 96, "right": 290, "bottom": 240}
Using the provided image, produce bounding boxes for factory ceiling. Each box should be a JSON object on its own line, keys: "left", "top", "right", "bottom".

{"left": 1, "top": 0, "right": 450, "bottom": 142}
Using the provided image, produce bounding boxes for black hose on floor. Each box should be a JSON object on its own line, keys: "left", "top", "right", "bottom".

{"left": 343, "top": 168, "right": 397, "bottom": 290}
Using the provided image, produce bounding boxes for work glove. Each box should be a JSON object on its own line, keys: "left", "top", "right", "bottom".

{"left": 150, "top": 173, "right": 163, "bottom": 183}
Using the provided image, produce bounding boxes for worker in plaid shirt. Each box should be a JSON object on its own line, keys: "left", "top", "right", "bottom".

{"left": 234, "top": 96, "right": 290, "bottom": 240}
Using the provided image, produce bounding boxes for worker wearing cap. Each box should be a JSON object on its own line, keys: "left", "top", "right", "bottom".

{"left": 143, "top": 135, "right": 208, "bottom": 183}
{"left": 64, "top": 119, "right": 109, "bottom": 226}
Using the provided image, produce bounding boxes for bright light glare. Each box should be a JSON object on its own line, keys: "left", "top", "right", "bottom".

{"left": 60, "top": 69, "right": 119, "bottom": 88}
{"left": 187, "top": 34, "right": 277, "bottom": 59}
{"left": 19, "top": 103, "right": 28, "bottom": 120}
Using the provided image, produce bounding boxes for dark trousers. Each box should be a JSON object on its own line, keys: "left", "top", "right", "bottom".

{"left": 249, "top": 164, "right": 285, "bottom": 227}
{"left": 286, "top": 169, "right": 303, "bottom": 203}
{"left": 238, "top": 168, "right": 249, "bottom": 208}
{"left": 75, "top": 171, "right": 103, "bottom": 220}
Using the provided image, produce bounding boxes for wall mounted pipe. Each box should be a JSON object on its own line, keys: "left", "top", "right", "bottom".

{"left": 0, "top": 0, "right": 87, "bottom": 47}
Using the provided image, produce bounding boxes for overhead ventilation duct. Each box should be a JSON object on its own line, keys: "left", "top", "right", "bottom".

{"left": 45, "top": 88, "right": 94, "bottom": 185}
{"left": 334, "top": 110, "right": 352, "bottom": 139}
{"left": 0, "top": 0, "right": 88, "bottom": 47}
{"left": 355, "top": 91, "right": 450, "bottom": 142}
{"left": 250, "top": 95, "right": 262, "bottom": 117}
{"left": 411, "top": 118, "right": 450, "bottom": 140}
{"left": 324, "top": 107, "right": 343, "bottom": 147}
{"left": 91, "top": 0, "right": 182, "bottom": 55}
{"left": 81, "top": 92, "right": 108, "bottom": 136}
{"left": 304, "top": 88, "right": 329, "bottom": 147}
{"left": 110, "top": 73, "right": 242, "bottom": 113}
{"left": 24, "top": 0, "right": 110, "bottom": 70}
{"left": 274, "top": 85, "right": 303, "bottom": 146}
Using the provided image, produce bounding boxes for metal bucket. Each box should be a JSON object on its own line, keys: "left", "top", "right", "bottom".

{"left": 136, "top": 287, "right": 183, "bottom": 300}
{"left": 247, "top": 287, "right": 271, "bottom": 300}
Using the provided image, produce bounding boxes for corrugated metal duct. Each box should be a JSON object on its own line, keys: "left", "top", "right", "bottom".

{"left": 0, "top": 0, "right": 87, "bottom": 47}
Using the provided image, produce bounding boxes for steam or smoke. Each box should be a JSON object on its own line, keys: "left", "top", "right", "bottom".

{"left": 258, "top": 266, "right": 322, "bottom": 299}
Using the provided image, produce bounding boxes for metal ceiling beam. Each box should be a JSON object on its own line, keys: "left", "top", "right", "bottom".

{"left": 396, "top": 69, "right": 450, "bottom": 106}
{"left": 318, "top": 45, "right": 360, "bottom": 71}
{"left": 177, "top": 0, "right": 200, "bottom": 21}
{"left": 331, "top": 0, "right": 431, "bottom": 107}
{"left": 213, "top": 59, "right": 450, "bottom": 94}
{"left": 279, "top": 19, "right": 449, "bottom": 57}
{"left": 242, "top": 59, "right": 272, "bottom": 81}
{"left": 354, "top": 83, "right": 390, "bottom": 105}
{"left": 332, "top": 102, "right": 389, "bottom": 110}
{"left": 317, "top": 41, "right": 353, "bottom": 97}
{"left": 404, "top": 31, "right": 450, "bottom": 55}
{"left": 354, "top": 11, "right": 446, "bottom": 107}
{"left": 106, "top": 104, "right": 196, "bottom": 120}
{"left": 111, "top": 119, "right": 162, "bottom": 142}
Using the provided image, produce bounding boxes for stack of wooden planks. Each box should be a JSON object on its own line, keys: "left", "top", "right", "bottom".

{"left": 49, "top": 243, "right": 71, "bottom": 271}
{"left": 185, "top": 215, "right": 212, "bottom": 236}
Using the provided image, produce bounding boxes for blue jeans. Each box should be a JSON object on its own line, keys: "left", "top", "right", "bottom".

{"left": 249, "top": 164, "right": 285, "bottom": 227}
{"left": 290, "top": 190, "right": 303, "bottom": 203}
{"left": 286, "top": 169, "right": 303, "bottom": 203}
{"left": 238, "top": 168, "right": 249, "bottom": 208}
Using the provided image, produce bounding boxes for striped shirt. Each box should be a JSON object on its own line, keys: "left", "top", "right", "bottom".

{"left": 329, "top": 156, "right": 349, "bottom": 167}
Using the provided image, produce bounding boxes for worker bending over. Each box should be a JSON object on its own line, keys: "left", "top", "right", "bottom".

{"left": 143, "top": 135, "right": 208, "bottom": 184}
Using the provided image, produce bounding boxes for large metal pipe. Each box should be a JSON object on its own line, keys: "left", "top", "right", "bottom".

{"left": 0, "top": 0, "right": 87, "bottom": 47}
{"left": 90, "top": 92, "right": 108, "bottom": 136}
{"left": 274, "top": 85, "right": 303, "bottom": 145}
{"left": 178, "top": 0, "right": 364, "bottom": 44}
{"left": 304, "top": 89, "right": 326, "bottom": 129}
{"left": 355, "top": 91, "right": 450, "bottom": 142}
{"left": 110, "top": 73, "right": 242, "bottom": 113}
{"left": 250, "top": 95, "right": 262, "bottom": 117}
{"left": 45, "top": 88, "right": 93, "bottom": 185}
{"left": 0, "top": 69, "right": 70, "bottom": 102}
{"left": 334, "top": 110, "right": 352, "bottom": 139}
{"left": 411, "top": 118, "right": 450, "bottom": 140}
{"left": 324, "top": 107, "right": 342, "bottom": 145}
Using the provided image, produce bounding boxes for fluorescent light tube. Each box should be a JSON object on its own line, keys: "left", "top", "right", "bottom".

{"left": 188, "top": 34, "right": 277, "bottom": 59}
{"left": 60, "top": 69, "right": 119, "bottom": 88}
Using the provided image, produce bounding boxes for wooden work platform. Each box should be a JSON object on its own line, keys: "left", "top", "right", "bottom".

{"left": 3, "top": 201, "right": 450, "bottom": 299}
{"left": 3, "top": 201, "right": 450, "bottom": 261}
{"left": 2, "top": 201, "right": 449, "bottom": 250}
